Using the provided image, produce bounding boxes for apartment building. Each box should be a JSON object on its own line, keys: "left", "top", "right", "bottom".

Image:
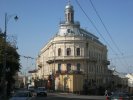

{"left": 36, "top": 2, "right": 110, "bottom": 92}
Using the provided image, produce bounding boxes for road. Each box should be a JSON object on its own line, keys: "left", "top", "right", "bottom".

{"left": 31, "top": 93, "right": 106, "bottom": 100}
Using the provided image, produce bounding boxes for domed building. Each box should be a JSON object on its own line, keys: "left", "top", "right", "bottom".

{"left": 36, "top": 3, "right": 110, "bottom": 93}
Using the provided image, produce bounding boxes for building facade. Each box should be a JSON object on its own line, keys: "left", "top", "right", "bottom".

{"left": 126, "top": 74, "right": 133, "bottom": 94}
{"left": 36, "top": 3, "right": 110, "bottom": 93}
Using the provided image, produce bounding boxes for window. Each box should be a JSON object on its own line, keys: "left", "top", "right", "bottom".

{"left": 76, "top": 48, "right": 80, "bottom": 56}
{"left": 67, "top": 63, "right": 71, "bottom": 72}
{"left": 58, "top": 48, "right": 61, "bottom": 56}
{"left": 68, "top": 13, "right": 70, "bottom": 21}
{"left": 67, "top": 48, "right": 71, "bottom": 56}
{"left": 58, "top": 64, "right": 61, "bottom": 72}
{"left": 77, "top": 63, "right": 80, "bottom": 71}
{"left": 67, "top": 29, "right": 71, "bottom": 33}
{"left": 71, "top": 13, "right": 73, "bottom": 22}
{"left": 86, "top": 43, "right": 88, "bottom": 48}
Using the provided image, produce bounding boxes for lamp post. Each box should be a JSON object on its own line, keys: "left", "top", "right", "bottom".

{"left": 2, "top": 13, "right": 18, "bottom": 75}
{"left": 1, "top": 13, "right": 18, "bottom": 99}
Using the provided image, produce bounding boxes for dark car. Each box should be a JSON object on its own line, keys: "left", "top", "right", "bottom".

{"left": 28, "top": 86, "right": 34, "bottom": 92}
{"left": 36, "top": 87, "right": 47, "bottom": 97}
{"left": 106, "top": 92, "right": 131, "bottom": 100}
{"left": 9, "top": 91, "right": 33, "bottom": 100}
{"left": 28, "top": 86, "right": 36, "bottom": 96}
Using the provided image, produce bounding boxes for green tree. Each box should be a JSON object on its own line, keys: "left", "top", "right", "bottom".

{"left": 0, "top": 32, "right": 20, "bottom": 96}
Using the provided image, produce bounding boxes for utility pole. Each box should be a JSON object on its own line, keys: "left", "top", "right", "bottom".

{"left": 20, "top": 55, "right": 36, "bottom": 87}
{"left": 0, "top": 13, "right": 18, "bottom": 99}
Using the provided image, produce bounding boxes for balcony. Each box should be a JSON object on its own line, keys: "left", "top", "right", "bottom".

{"left": 46, "top": 56, "right": 89, "bottom": 64}
{"left": 60, "top": 21, "right": 80, "bottom": 26}
{"left": 103, "top": 60, "right": 110, "bottom": 65}
{"left": 38, "top": 61, "right": 42, "bottom": 68}
{"left": 28, "top": 69, "right": 38, "bottom": 73}
{"left": 56, "top": 70, "right": 84, "bottom": 75}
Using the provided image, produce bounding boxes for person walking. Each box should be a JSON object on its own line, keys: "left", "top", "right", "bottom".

{"left": 104, "top": 89, "right": 108, "bottom": 96}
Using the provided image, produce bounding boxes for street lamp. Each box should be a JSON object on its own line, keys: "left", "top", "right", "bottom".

{"left": 2, "top": 13, "right": 18, "bottom": 73}
{"left": 1, "top": 13, "right": 18, "bottom": 99}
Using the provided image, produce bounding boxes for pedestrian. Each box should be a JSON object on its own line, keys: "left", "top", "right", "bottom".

{"left": 104, "top": 89, "right": 108, "bottom": 96}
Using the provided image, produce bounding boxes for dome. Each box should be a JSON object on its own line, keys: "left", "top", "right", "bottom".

{"left": 65, "top": 4, "right": 73, "bottom": 10}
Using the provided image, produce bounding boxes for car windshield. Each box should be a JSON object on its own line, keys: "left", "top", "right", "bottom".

{"left": 38, "top": 88, "right": 45, "bottom": 91}
{"left": 112, "top": 93, "right": 129, "bottom": 97}
{"left": 29, "top": 86, "right": 34, "bottom": 89}
{"left": 13, "top": 92, "right": 29, "bottom": 97}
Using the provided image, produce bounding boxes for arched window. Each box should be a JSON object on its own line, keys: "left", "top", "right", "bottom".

{"left": 67, "top": 48, "right": 71, "bottom": 56}
{"left": 67, "top": 29, "right": 71, "bottom": 33}
{"left": 68, "top": 13, "right": 70, "bottom": 22}
{"left": 77, "top": 63, "right": 80, "bottom": 71}
{"left": 76, "top": 48, "right": 80, "bottom": 56}
{"left": 67, "top": 63, "right": 71, "bottom": 72}
{"left": 58, "top": 48, "right": 61, "bottom": 56}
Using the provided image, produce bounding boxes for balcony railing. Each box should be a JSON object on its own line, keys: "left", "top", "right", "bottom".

{"left": 38, "top": 61, "right": 42, "bottom": 68}
{"left": 46, "top": 56, "right": 89, "bottom": 63}
{"left": 28, "top": 69, "right": 38, "bottom": 73}
{"left": 59, "top": 21, "right": 80, "bottom": 26}
{"left": 103, "top": 60, "right": 110, "bottom": 65}
{"left": 56, "top": 70, "right": 84, "bottom": 75}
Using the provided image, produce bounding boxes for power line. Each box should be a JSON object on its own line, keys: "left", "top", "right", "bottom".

{"left": 75, "top": 0, "right": 116, "bottom": 55}
{"left": 89, "top": 0, "right": 123, "bottom": 55}
{"left": 88, "top": 0, "right": 130, "bottom": 68}
{"left": 20, "top": 55, "right": 36, "bottom": 75}
{"left": 20, "top": 55, "right": 35, "bottom": 59}
{"left": 75, "top": 0, "right": 129, "bottom": 68}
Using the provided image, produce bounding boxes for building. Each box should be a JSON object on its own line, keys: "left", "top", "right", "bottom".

{"left": 111, "top": 70, "right": 128, "bottom": 92}
{"left": 14, "top": 72, "right": 25, "bottom": 89}
{"left": 36, "top": 2, "right": 110, "bottom": 93}
{"left": 126, "top": 73, "right": 133, "bottom": 94}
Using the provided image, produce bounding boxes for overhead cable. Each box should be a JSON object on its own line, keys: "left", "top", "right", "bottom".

{"left": 75, "top": 0, "right": 116, "bottom": 55}
{"left": 89, "top": 0, "right": 130, "bottom": 67}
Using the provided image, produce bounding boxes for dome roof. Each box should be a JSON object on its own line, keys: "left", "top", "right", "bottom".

{"left": 56, "top": 24, "right": 103, "bottom": 45}
{"left": 55, "top": 2, "right": 103, "bottom": 46}
{"left": 65, "top": 4, "right": 73, "bottom": 10}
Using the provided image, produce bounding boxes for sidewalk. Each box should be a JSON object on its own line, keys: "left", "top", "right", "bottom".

{"left": 49, "top": 92, "right": 106, "bottom": 100}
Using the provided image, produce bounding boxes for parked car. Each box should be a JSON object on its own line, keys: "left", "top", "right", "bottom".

{"left": 28, "top": 86, "right": 36, "bottom": 96}
{"left": 9, "top": 91, "right": 33, "bottom": 100}
{"left": 36, "top": 87, "right": 47, "bottom": 97}
{"left": 28, "top": 86, "right": 34, "bottom": 92}
{"left": 106, "top": 92, "right": 132, "bottom": 100}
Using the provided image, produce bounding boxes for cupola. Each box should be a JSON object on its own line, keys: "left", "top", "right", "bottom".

{"left": 65, "top": 1, "right": 74, "bottom": 24}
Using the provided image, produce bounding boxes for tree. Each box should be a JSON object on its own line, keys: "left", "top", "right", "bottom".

{"left": 0, "top": 32, "right": 20, "bottom": 96}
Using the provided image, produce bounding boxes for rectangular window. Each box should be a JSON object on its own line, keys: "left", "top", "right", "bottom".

{"left": 77, "top": 48, "right": 80, "bottom": 56}
{"left": 58, "top": 64, "right": 61, "bottom": 72}
{"left": 67, "top": 48, "right": 71, "bottom": 56}
{"left": 77, "top": 63, "right": 80, "bottom": 71}
{"left": 67, "top": 63, "right": 71, "bottom": 72}
{"left": 86, "top": 43, "right": 88, "bottom": 48}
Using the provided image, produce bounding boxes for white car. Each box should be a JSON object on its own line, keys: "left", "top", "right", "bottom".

{"left": 9, "top": 91, "right": 33, "bottom": 100}
{"left": 36, "top": 87, "right": 47, "bottom": 97}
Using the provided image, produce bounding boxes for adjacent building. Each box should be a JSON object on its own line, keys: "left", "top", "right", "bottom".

{"left": 36, "top": 3, "right": 110, "bottom": 93}
{"left": 126, "top": 73, "right": 133, "bottom": 94}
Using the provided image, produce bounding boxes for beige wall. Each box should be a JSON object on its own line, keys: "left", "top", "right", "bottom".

{"left": 56, "top": 74, "right": 84, "bottom": 92}
{"left": 36, "top": 35, "right": 109, "bottom": 91}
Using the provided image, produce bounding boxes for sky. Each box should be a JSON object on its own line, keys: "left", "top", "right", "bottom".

{"left": 0, "top": 0, "right": 133, "bottom": 74}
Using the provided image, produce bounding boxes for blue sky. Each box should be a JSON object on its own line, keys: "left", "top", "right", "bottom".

{"left": 0, "top": 0, "right": 133, "bottom": 73}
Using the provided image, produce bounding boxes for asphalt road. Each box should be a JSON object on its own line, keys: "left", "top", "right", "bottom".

{"left": 31, "top": 93, "right": 106, "bottom": 100}
{"left": 32, "top": 96, "right": 101, "bottom": 100}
